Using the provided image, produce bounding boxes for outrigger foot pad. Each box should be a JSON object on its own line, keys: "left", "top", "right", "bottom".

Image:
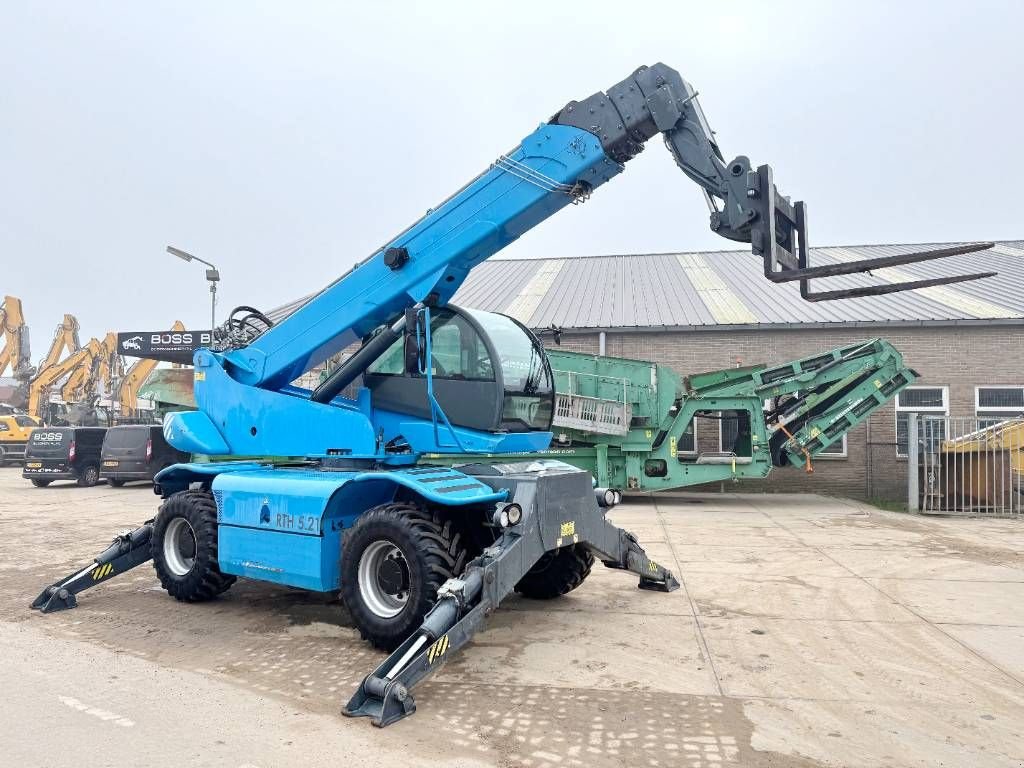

{"left": 31, "top": 587, "right": 78, "bottom": 613}
{"left": 31, "top": 523, "right": 155, "bottom": 614}
{"left": 639, "top": 574, "right": 680, "bottom": 592}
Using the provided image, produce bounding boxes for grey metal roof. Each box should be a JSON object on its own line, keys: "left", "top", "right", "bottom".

{"left": 268, "top": 240, "right": 1024, "bottom": 331}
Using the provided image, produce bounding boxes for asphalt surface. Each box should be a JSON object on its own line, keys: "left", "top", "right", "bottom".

{"left": 1, "top": 467, "right": 1022, "bottom": 767}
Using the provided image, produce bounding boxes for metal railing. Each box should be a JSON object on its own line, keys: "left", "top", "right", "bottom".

{"left": 553, "top": 392, "right": 632, "bottom": 436}
{"left": 908, "top": 414, "right": 1024, "bottom": 516}
{"left": 551, "top": 368, "right": 633, "bottom": 437}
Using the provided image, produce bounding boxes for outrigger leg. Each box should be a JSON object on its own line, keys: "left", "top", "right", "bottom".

{"left": 31, "top": 523, "right": 155, "bottom": 613}
{"left": 345, "top": 465, "right": 678, "bottom": 727}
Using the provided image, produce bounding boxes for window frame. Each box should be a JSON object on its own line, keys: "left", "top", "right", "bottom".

{"left": 816, "top": 433, "right": 848, "bottom": 459}
{"left": 974, "top": 385, "right": 1024, "bottom": 425}
{"left": 717, "top": 414, "right": 737, "bottom": 455}
{"left": 677, "top": 419, "right": 697, "bottom": 455}
{"left": 895, "top": 385, "right": 949, "bottom": 458}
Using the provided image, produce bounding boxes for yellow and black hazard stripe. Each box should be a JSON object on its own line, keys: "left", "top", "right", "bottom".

{"left": 91, "top": 563, "right": 114, "bottom": 581}
{"left": 426, "top": 634, "right": 450, "bottom": 664}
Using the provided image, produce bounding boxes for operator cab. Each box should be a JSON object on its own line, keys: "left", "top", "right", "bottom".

{"left": 363, "top": 306, "right": 554, "bottom": 434}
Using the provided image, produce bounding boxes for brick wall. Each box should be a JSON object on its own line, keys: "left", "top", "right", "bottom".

{"left": 547, "top": 325, "right": 1024, "bottom": 502}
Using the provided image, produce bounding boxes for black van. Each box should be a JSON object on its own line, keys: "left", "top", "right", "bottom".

{"left": 100, "top": 425, "right": 189, "bottom": 487}
{"left": 23, "top": 427, "right": 107, "bottom": 487}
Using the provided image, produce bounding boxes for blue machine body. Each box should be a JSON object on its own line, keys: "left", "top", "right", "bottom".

{"left": 156, "top": 462, "right": 508, "bottom": 591}
{"left": 157, "top": 123, "right": 620, "bottom": 592}
{"left": 165, "top": 124, "right": 619, "bottom": 460}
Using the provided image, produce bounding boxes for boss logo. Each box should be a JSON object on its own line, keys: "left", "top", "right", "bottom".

{"left": 150, "top": 332, "right": 212, "bottom": 345}
{"left": 33, "top": 432, "right": 64, "bottom": 441}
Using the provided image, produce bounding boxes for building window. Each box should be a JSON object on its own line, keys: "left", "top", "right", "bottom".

{"left": 678, "top": 421, "right": 696, "bottom": 453}
{"left": 816, "top": 434, "right": 848, "bottom": 458}
{"left": 895, "top": 386, "right": 949, "bottom": 457}
{"left": 719, "top": 412, "right": 739, "bottom": 453}
{"left": 975, "top": 386, "right": 1024, "bottom": 427}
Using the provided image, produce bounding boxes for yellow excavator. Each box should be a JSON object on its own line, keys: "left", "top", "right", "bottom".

{"left": 27, "top": 338, "right": 101, "bottom": 422}
{"left": 95, "top": 332, "right": 123, "bottom": 399}
{"left": 0, "top": 296, "right": 34, "bottom": 409}
{"left": 62, "top": 333, "right": 124, "bottom": 425}
{"left": 118, "top": 321, "right": 185, "bottom": 416}
{"left": 60, "top": 332, "right": 118, "bottom": 404}
{"left": 38, "top": 314, "right": 80, "bottom": 373}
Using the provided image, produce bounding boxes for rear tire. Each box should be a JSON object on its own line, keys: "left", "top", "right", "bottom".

{"left": 31, "top": 478, "right": 51, "bottom": 488}
{"left": 152, "top": 489, "right": 235, "bottom": 602}
{"left": 77, "top": 465, "right": 100, "bottom": 487}
{"left": 515, "top": 544, "right": 594, "bottom": 599}
{"left": 107, "top": 478, "right": 126, "bottom": 487}
{"left": 341, "top": 501, "right": 467, "bottom": 651}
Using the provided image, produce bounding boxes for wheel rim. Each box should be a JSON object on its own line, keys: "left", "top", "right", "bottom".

{"left": 85, "top": 467, "right": 98, "bottom": 484}
{"left": 163, "top": 517, "right": 197, "bottom": 577}
{"left": 357, "top": 540, "right": 410, "bottom": 619}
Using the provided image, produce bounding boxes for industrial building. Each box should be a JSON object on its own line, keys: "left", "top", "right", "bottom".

{"left": 270, "top": 240, "right": 1024, "bottom": 503}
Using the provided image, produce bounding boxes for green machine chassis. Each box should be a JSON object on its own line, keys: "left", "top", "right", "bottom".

{"left": 425, "top": 339, "right": 917, "bottom": 492}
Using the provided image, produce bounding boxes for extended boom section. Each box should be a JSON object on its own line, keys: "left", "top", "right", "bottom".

{"left": 344, "top": 462, "right": 678, "bottom": 727}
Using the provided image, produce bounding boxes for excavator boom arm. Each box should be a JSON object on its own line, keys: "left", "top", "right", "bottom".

{"left": 39, "top": 314, "right": 81, "bottom": 371}
{"left": 27, "top": 341, "right": 98, "bottom": 418}
{"left": 0, "top": 296, "right": 33, "bottom": 381}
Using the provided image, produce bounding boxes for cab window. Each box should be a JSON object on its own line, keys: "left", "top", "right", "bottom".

{"left": 367, "top": 311, "right": 495, "bottom": 381}
{"left": 369, "top": 338, "right": 406, "bottom": 375}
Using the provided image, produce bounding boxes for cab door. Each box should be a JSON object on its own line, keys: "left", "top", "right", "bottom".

{"left": 364, "top": 309, "right": 504, "bottom": 432}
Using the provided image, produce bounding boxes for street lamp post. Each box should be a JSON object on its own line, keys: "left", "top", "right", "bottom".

{"left": 167, "top": 246, "right": 220, "bottom": 330}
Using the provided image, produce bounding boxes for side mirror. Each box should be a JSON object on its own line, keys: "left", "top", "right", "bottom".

{"left": 404, "top": 308, "right": 422, "bottom": 373}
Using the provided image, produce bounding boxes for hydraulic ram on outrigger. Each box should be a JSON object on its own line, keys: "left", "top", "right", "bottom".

{"left": 344, "top": 461, "right": 678, "bottom": 727}
{"left": 31, "top": 523, "right": 155, "bottom": 613}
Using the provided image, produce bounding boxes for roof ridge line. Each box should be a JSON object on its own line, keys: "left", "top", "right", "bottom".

{"left": 490, "top": 239, "right": 1021, "bottom": 262}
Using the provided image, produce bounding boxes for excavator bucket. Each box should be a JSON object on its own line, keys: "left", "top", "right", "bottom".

{"left": 748, "top": 164, "right": 995, "bottom": 301}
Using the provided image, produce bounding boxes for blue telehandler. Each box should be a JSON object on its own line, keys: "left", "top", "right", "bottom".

{"left": 32, "top": 63, "right": 992, "bottom": 726}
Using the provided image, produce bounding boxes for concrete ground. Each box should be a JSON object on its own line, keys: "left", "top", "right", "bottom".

{"left": 0, "top": 467, "right": 1022, "bottom": 768}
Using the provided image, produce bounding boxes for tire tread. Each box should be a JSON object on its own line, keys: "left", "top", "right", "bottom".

{"left": 152, "top": 489, "right": 235, "bottom": 602}
{"left": 515, "top": 545, "right": 594, "bottom": 600}
{"left": 341, "top": 501, "right": 467, "bottom": 651}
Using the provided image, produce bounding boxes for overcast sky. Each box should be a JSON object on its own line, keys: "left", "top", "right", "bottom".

{"left": 2, "top": 1, "right": 1021, "bottom": 347}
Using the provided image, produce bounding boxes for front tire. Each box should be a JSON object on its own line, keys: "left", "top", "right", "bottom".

{"left": 515, "top": 544, "right": 594, "bottom": 599}
{"left": 152, "top": 489, "right": 235, "bottom": 602}
{"left": 341, "top": 502, "right": 467, "bottom": 651}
